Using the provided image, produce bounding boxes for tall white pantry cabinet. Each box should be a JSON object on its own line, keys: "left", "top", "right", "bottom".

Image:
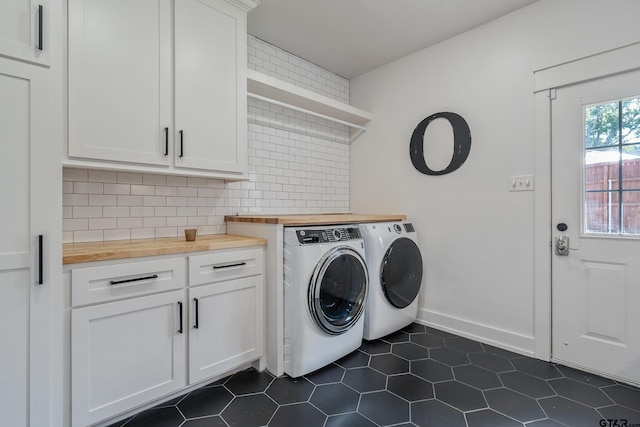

{"left": 0, "top": 1, "right": 63, "bottom": 426}
{"left": 67, "top": 0, "right": 255, "bottom": 180}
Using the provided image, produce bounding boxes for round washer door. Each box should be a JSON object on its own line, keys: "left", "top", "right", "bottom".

{"left": 380, "top": 237, "right": 423, "bottom": 308}
{"left": 308, "top": 246, "right": 368, "bottom": 335}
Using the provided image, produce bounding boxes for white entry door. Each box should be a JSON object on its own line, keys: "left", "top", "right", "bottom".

{"left": 551, "top": 70, "right": 640, "bottom": 385}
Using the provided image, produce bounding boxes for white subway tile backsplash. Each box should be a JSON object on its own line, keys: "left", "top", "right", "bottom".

{"left": 103, "top": 206, "right": 130, "bottom": 218}
{"left": 62, "top": 207, "right": 73, "bottom": 219}
{"left": 63, "top": 37, "right": 350, "bottom": 243}
{"left": 143, "top": 174, "right": 167, "bottom": 186}
{"left": 104, "top": 184, "right": 131, "bottom": 195}
{"left": 73, "top": 206, "right": 102, "bottom": 218}
{"left": 155, "top": 227, "right": 177, "bottom": 238}
{"left": 88, "top": 170, "right": 117, "bottom": 183}
{"left": 104, "top": 229, "right": 131, "bottom": 241}
{"left": 63, "top": 194, "right": 88, "bottom": 206}
{"left": 166, "top": 197, "right": 189, "bottom": 207}
{"left": 143, "top": 217, "right": 166, "bottom": 228}
{"left": 131, "top": 228, "right": 155, "bottom": 240}
{"left": 89, "top": 195, "right": 117, "bottom": 206}
{"left": 63, "top": 168, "right": 88, "bottom": 181}
{"left": 167, "top": 217, "right": 188, "bottom": 227}
{"left": 155, "top": 207, "right": 177, "bottom": 217}
{"left": 117, "top": 172, "right": 143, "bottom": 184}
{"left": 118, "top": 217, "right": 143, "bottom": 229}
{"left": 117, "top": 195, "right": 143, "bottom": 206}
{"left": 89, "top": 218, "right": 117, "bottom": 230}
{"left": 166, "top": 176, "right": 187, "bottom": 187}
{"left": 187, "top": 197, "right": 207, "bottom": 207}
{"left": 155, "top": 186, "right": 178, "bottom": 197}
{"left": 177, "top": 207, "right": 198, "bottom": 217}
{"left": 178, "top": 187, "right": 198, "bottom": 197}
{"left": 130, "top": 207, "right": 155, "bottom": 217}
{"left": 64, "top": 218, "right": 88, "bottom": 231}
{"left": 73, "top": 230, "right": 103, "bottom": 243}
{"left": 197, "top": 188, "right": 216, "bottom": 198}
{"left": 187, "top": 177, "right": 207, "bottom": 188}
{"left": 143, "top": 196, "right": 166, "bottom": 206}
{"left": 131, "top": 185, "right": 155, "bottom": 196}
{"left": 188, "top": 217, "right": 207, "bottom": 226}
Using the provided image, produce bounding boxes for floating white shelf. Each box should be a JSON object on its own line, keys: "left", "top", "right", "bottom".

{"left": 247, "top": 69, "right": 372, "bottom": 141}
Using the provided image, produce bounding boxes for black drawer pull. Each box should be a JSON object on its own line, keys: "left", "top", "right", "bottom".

{"left": 213, "top": 262, "right": 246, "bottom": 270}
{"left": 38, "top": 235, "right": 44, "bottom": 285}
{"left": 179, "top": 130, "right": 184, "bottom": 158}
{"left": 193, "top": 298, "right": 199, "bottom": 329}
{"left": 164, "top": 127, "right": 169, "bottom": 156}
{"left": 38, "top": 5, "right": 43, "bottom": 51}
{"left": 109, "top": 274, "right": 158, "bottom": 285}
{"left": 178, "top": 301, "right": 183, "bottom": 334}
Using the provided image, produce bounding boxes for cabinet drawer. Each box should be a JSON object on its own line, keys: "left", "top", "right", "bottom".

{"left": 71, "top": 258, "right": 186, "bottom": 307}
{"left": 189, "top": 248, "right": 263, "bottom": 287}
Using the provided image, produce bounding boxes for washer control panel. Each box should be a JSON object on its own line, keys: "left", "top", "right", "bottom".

{"left": 296, "top": 226, "right": 362, "bottom": 244}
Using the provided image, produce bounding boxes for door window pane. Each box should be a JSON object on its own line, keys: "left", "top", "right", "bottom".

{"left": 584, "top": 97, "right": 640, "bottom": 235}
{"left": 585, "top": 191, "right": 620, "bottom": 233}
{"left": 585, "top": 101, "right": 619, "bottom": 147}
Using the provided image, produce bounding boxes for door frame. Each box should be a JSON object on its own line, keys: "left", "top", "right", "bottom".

{"left": 532, "top": 41, "right": 640, "bottom": 361}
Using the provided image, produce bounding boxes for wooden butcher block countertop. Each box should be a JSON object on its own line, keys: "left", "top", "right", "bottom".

{"left": 224, "top": 213, "right": 407, "bottom": 226}
{"left": 63, "top": 234, "right": 267, "bottom": 264}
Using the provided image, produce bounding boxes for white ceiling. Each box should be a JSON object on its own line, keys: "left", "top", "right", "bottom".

{"left": 248, "top": 0, "right": 539, "bottom": 79}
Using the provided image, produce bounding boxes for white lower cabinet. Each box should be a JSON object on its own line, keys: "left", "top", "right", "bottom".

{"left": 69, "top": 247, "right": 264, "bottom": 427}
{"left": 189, "top": 276, "right": 263, "bottom": 383}
{"left": 71, "top": 290, "right": 186, "bottom": 427}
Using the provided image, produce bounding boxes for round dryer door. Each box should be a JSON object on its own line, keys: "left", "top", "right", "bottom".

{"left": 308, "top": 246, "right": 368, "bottom": 335}
{"left": 380, "top": 237, "right": 423, "bottom": 308}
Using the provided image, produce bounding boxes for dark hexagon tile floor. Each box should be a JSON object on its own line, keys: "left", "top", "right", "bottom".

{"left": 107, "top": 323, "right": 640, "bottom": 427}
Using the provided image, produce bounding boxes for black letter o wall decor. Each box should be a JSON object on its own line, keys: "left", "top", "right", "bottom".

{"left": 409, "top": 112, "right": 471, "bottom": 175}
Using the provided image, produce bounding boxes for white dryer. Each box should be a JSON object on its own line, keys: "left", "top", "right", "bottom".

{"left": 283, "top": 225, "right": 368, "bottom": 378}
{"left": 361, "top": 221, "right": 423, "bottom": 340}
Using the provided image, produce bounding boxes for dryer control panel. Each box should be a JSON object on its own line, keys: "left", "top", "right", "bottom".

{"left": 296, "top": 226, "right": 362, "bottom": 244}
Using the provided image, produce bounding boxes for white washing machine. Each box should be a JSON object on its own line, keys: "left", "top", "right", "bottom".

{"left": 361, "top": 221, "right": 423, "bottom": 340}
{"left": 283, "top": 225, "right": 368, "bottom": 378}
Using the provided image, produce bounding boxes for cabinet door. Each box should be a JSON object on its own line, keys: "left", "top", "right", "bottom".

{"left": 71, "top": 290, "right": 186, "bottom": 427}
{"left": 68, "top": 0, "right": 171, "bottom": 166}
{"left": 174, "top": 0, "right": 247, "bottom": 174}
{"left": 188, "top": 276, "right": 263, "bottom": 384}
{"left": 0, "top": 58, "right": 57, "bottom": 426}
{"left": 0, "top": 0, "right": 49, "bottom": 65}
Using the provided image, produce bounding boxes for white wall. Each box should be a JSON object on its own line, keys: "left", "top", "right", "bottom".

{"left": 63, "top": 37, "right": 350, "bottom": 243}
{"left": 350, "top": 0, "right": 640, "bottom": 355}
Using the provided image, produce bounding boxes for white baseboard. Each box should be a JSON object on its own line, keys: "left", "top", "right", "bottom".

{"left": 417, "top": 309, "right": 537, "bottom": 359}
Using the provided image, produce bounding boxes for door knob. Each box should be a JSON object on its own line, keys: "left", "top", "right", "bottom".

{"left": 555, "top": 236, "right": 569, "bottom": 256}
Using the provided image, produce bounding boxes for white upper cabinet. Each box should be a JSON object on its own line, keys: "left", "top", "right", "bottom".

{"left": 0, "top": 0, "right": 50, "bottom": 66}
{"left": 68, "top": 0, "right": 172, "bottom": 167}
{"left": 174, "top": 0, "right": 247, "bottom": 174}
{"left": 67, "top": 0, "right": 256, "bottom": 180}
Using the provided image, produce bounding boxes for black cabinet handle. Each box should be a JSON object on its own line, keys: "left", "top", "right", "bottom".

{"left": 178, "top": 302, "right": 183, "bottom": 334}
{"left": 38, "top": 5, "right": 43, "bottom": 51}
{"left": 193, "top": 298, "right": 199, "bottom": 329}
{"left": 164, "top": 127, "right": 169, "bottom": 156}
{"left": 38, "top": 235, "right": 43, "bottom": 285}
{"left": 213, "top": 262, "right": 247, "bottom": 270}
{"left": 109, "top": 274, "right": 158, "bottom": 285}
{"left": 179, "top": 130, "right": 184, "bottom": 158}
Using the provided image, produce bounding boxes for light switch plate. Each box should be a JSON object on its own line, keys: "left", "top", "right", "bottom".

{"left": 508, "top": 175, "right": 534, "bottom": 192}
